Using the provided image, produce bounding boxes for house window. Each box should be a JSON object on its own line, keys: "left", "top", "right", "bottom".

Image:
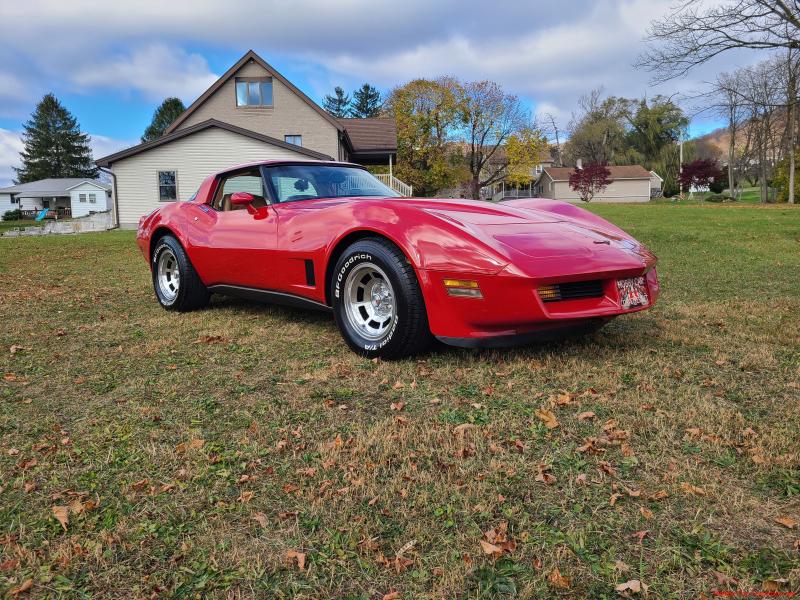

{"left": 11, "top": 196, "right": 18, "bottom": 204}
{"left": 284, "top": 135, "right": 302, "bottom": 146}
{"left": 158, "top": 171, "right": 178, "bottom": 201}
{"left": 89, "top": 193, "right": 97, "bottom": 204}
{"left": 79, "top": 194, "right": 87, "bottom": 203}
{"left": 235, "top": 78, "right": 273, "bottom": 107}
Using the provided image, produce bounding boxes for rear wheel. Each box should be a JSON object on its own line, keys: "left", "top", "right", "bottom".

{"left": 332, "top": 238, "right": 432, "bottom": 359}
{"left": 151, "top": 235, "right": 209, "bottom": 311}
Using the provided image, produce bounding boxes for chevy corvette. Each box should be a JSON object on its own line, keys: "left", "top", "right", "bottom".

{"left": 137, "top": 160, "right": 659, "bottom": 358}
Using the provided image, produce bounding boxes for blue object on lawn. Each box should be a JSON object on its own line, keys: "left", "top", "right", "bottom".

{"left": 35, "top": 209, "right": 48, "bottom": 221}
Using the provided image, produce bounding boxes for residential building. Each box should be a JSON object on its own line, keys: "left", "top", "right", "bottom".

{"left": 533, "top": 165, "right": 657, "bottom": 203}
{"left": 0, "top": 178, "right": 111, "bottom": 219}
{"left": 96, "top": 50, "right": 403, "bottom": 228}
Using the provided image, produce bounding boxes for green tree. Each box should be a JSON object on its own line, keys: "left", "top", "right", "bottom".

{"left": 14, "top": 94, "right": 97, "bottom": 184}
{"left": 624, "top": 96, "right": 688, "bottom": 166}
{"left": 385, "top": 78, "right": 464, "bottom": 196}
{"left": 142, "top": 97, "right": 186, "bottom": 142}
{"left": 323, "top": 87, "right": 351, "bottom": 118}
{"left": 350, "top": 83, "right": 382, "bottom": 118}
{"left": 506, "top": 127, "right": 549, "bottom": 186}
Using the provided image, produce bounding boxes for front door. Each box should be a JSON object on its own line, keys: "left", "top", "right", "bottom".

{"left": 188, "top": 168, "right": 278, "bottom": 289}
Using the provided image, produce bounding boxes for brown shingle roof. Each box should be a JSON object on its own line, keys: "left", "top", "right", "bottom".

{"left": 338, "top": 118, "right": 397, "bottom": 152}
{"left": 543, "top": 165, "right": 653, "bottom": 181}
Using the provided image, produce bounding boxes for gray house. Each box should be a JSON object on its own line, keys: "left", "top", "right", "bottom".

{"left": 96, "top": 50, "right": 406, "bottom": 228}
{"left": 533, "top": 165, "right": 657, "bottom": 203}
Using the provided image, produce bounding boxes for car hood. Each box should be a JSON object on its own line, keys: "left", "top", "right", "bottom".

{"left": 387, "top": 197, "right": 655, "bottom": 277}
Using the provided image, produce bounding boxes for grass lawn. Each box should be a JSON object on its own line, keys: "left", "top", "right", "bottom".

{"left": 1, "top": 203, "right": 799, "bottom": 598}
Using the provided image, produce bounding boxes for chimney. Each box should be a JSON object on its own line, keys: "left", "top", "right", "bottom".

{"left": 576, "top": 158, "right": 583, "bottom": 170}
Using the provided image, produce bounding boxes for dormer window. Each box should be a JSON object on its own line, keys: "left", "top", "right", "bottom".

{"left": 235, "top": 77, "right": 273, "bottom": 107}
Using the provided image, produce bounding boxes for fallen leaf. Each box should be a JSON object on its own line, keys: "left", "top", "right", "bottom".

{"left": 610, "top": 493, "right": 624, "bottom": 506}
{"left": 0, "top": 559, "right": 20, "bottom": 570}
{"left": 238, "top": 491, "right": 255, "bottom": 503}
{"left": 392, "top": 381, "right": 404, "bottom": 390}
{"left": 480, "top": 540, "right": 503, "bottom": 557}
{"left": 774, "top": 516, "right": 797, "bottom": 529}
{"left": 285, "top": 550, "right": 306, "bottom": 570}
{"left": 631, "top": 530, "right": 648, "bottom": 543}
{"left": 452, "top": 423, "right": 476, "bottom": 436}
{"left": 9, "top": 345, "right": 26, "bottom": 354}
{"left": 535, "top": 464, "right": 557, "bottom": 485}
{"left": 575, "top": 473, "right": 588, "bottom": 485}
{"left": 9, "top": 579, "right": 33, "bottom": 595}
{"left": 614, "top": 560, "right": 630, "bottom": 572}
{"left": 535, "top": 407, "right": 559, "bottom": 429}
{"left": 253, "top": 512, "right": 268, "bottom": 528}
{"left": 382, "top": 592, "right": 400, "bottom": 600}
{"left": 547, "top": 567, "right": 571, "bottom": 589}
{"left": 175, "top": 438, "right": 204, "bottom": 454}
{"left": 577, "top": 411, "right": 596, "bottom": 420}
{"left": 640, "top": 507, "right": 653, "bottom": 519}
{"left": 713, "top": 571, "right": 738, "bottom": 587}
{"left": 615, "top": 579, "right": 644, "bottom": 594}
{"left": 52, "top": 505, "right": 69, "bottom": 530}
{"left": 390, "top": 402, "right": 406, "bottom": 411}
{"left": 680, "top": 482, "right": 707, "bottom": 496}
{"left": 649, "top": 490, "right": 669, "bottom": 501}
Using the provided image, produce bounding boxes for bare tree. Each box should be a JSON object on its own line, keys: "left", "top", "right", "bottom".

{"left": 711, "top": 72, "right": 747, "bottom": 197}
{"left": 541, "top": 113, "right": 563, "bottom": 166}
{"left": 460, "top": 80, "right": 529, "bottom": 198}
{"left": 638, "top": 0, "right": 800, "bottom": 81}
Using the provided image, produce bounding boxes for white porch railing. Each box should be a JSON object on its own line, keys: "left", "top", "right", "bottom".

{"left": 375, "top": 174, "right": 413, "bottom": 197}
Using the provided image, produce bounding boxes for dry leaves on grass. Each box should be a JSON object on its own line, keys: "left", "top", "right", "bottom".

{"left": 285, "top": 550, "right": 306, "bottom": 571}
{"left": 382, "top": 592, "right": 400, "bottom": 600}
{"left": 480, "top": 522, "right": 516, "bottom": 558}
{"left": 680, "top": 482, "right": 707, "bottom": 496}
{"left": 535, "top": 407, "right": 559, "bottom": 429}
{"left": 547, "top": 567, "right": 571, "bottom": 589}
{"left": 615, "top": 579, "right": 647, "bottom": 594}
{"left": 9, "top": 579, "right": 33, "bottom": 595}
{"left": 535, "top": 464, "right": 557, "bottom": 485}
{"left": 774, "top": 516, "right": 797, "bottom": 529}
{"left": 175, "top": 438, "right": 204, "bottom": 454}
{"left": 52, "top": 505, "right": 69, "bottom": 530}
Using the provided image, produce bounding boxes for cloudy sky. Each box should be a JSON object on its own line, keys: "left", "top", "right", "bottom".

{"left": 0, "top": 0, "right": 766, "bottom": 186}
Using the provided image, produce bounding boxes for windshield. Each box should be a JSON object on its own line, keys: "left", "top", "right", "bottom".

{"left": 264, "top": 164, "right": 401, "bottom": 203}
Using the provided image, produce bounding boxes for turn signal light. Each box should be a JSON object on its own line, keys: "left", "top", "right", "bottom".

{"left": 538, "top": 284, "right": 560, "bottom": 301}
{"left": 443, "top": 279, "right": 483, "bottom": 298}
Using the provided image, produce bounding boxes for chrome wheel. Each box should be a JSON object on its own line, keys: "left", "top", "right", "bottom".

{"left": 156, "top": 248, "right": 180, "bottom": 303}
{"left": 343, "top": 262, "right": 396, "bottom": 341}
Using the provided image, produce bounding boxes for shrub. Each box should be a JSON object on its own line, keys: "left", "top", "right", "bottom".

{"left": 706, "top": 193, "right": 726, "bottom": 202}
{"left": 3, "top": 208, "right": 22, "bottom": 221}
{"left": 709, "top": 177, "right": 726, "bottom": 194}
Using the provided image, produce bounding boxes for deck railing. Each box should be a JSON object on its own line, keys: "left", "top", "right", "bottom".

{"left": 375, "top": 174, "right": 413, "bottom": 197}
{"left": 17, "top": 207, "right": 72, "bottom": 220}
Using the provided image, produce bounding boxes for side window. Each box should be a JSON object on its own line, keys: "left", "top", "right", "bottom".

{"left": 79, "top": 193, "right": 87, "bottom": 203}
{"left": 271, "top": 176, "right": 319, "bottom": 203}
{"left": 212, "top": 170, "right": 268, "bottom": 211}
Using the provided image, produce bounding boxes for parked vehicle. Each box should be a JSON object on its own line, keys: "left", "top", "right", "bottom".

{"left": 137, "top": 161, "right": 660, "bottom": 358}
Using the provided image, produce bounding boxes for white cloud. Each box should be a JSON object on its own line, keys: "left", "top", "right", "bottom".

{"left": 0, "top": 129, "right": 136, "bottom": 187}
{"left": 0, "top": 0, "right": 773, "bottom": 133}
{"left": 0, "top": 129, "right": 23, "bottom": 187}
{"left": 72, "top": 44, "right": 218, "bottom": 102}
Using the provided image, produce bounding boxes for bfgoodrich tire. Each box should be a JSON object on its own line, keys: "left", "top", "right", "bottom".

{"left": 151, "top": 235, "right": 210, "bottom": 312}
{"left": 331, "top": 238, "right": 432, "bottom": 359}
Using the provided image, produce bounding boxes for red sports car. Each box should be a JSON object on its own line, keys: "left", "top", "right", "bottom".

{"left": 137, "top": 161, "right": 659, "bottom": 358}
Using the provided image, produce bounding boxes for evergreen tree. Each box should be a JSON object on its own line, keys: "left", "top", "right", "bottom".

{"left": 323, "top": 86, "right": 351, "bottom": 118}
{"left": 14, "top": 94, "right": 97, "bottom": 183}
{"left": 350, "top": 83, "right": 382, "bottom": 118}
{"left": 142, "top": 97, "right": 186, "bottom": 142}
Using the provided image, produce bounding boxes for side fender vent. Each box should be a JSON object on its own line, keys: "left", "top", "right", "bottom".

{"left": 304, "top": 259, "right": 316, "bottom": 287}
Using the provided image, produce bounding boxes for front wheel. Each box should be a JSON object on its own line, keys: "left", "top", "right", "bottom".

{"left": 151, "top": 235, "right": 210, "bottom": 311}
{"left": 331, "top": 238, "right": 432, "bottom": 359}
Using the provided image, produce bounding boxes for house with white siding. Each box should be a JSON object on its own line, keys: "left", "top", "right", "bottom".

{"left": 0, "top": 178, "right": 111, "bottom": 219}
{"left": 96, "top": 50, "right": 402, "bottom": 228}
{"left": 533, "top": 165, "right": 657, "bottom": 203}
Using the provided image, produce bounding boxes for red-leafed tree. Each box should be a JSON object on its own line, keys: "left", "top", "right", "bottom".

{"left": 678, "top": 158, "right": 725, "bottom": 193}
{"left": 569, "top": 162, "right": 612, "bottom": 202}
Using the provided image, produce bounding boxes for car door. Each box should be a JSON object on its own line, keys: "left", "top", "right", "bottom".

{"left": 188, "top": 168, "right": 279, "bottom": 290}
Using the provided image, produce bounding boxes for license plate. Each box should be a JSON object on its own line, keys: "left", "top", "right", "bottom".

{"left": 617, "top": 277, "right": 649, "bottom": 309}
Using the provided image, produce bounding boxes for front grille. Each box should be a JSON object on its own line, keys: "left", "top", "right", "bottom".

{"left": 538, "top": 280, "right": 605, "bottom": 303}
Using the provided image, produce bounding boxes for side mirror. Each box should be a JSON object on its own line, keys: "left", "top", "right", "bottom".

{"left": 230, "top": 192, "right": 254, "bottom": 206}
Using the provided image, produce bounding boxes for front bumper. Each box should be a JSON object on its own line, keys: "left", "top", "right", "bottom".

{"left": 419, "top": 266, "right": 660, "bottom": 345}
